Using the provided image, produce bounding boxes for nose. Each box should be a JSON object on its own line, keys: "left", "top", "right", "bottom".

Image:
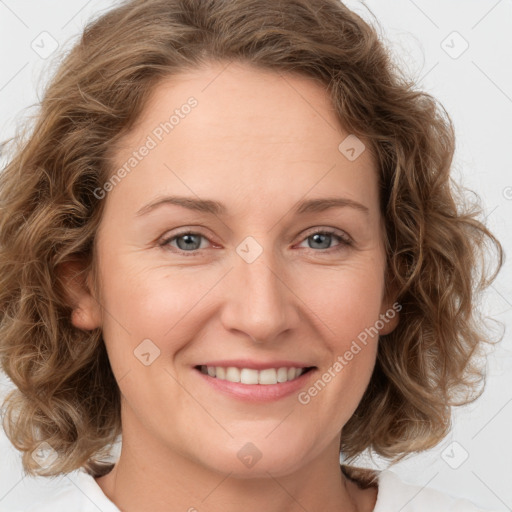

{"left": 219, "top": 245, "right": 300, "bottom": 344}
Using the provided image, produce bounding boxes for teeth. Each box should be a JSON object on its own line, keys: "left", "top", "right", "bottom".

{"left": 225, "top": 367, "right": 240, "bottom": 382}
{"left": 277, "top": 367, "right": 288, "bottom": 382}
{"left": 258, "top": 368, "right": 277, "bottom": 385}
{"left": 199, "top": 365, "right": 307, "bottom": 384}
{"left": 240, "top": 368, "right": 259, "bottom": 384}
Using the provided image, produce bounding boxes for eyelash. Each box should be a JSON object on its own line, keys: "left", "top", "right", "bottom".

{"left": 158, "top": 228, "right": 353, "bottom": 257}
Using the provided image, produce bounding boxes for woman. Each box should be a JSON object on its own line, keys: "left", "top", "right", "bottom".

{"left": 0, "top": 0, "right": 503, "bottom": 511}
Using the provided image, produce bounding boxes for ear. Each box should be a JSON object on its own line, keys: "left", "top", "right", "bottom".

{"left": 378, "top": 279, "right": 401, "bottom": 336}
{"left": 58, "top": 259, "right": 102, "bottom": 331}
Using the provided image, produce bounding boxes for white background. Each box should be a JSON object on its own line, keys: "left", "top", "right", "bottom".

{"left": 0, "top": 0, "right": 511, "bottom": 510}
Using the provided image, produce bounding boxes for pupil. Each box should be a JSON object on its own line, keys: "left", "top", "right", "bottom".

{"left": 177, "top": 234, "right": 200, "bottom": 251}
{"left": 311, "top": 233, "right": 330, "bottom": 249}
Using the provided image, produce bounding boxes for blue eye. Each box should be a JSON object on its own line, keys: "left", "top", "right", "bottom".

{"left": 159, "top": 228, "right": 352, "bottom": 256}
{"left": 298, "top": 230, "right": 352, "bottom": 251}
{"left": 160, "top": 232, "right": 207, "bottom": 254}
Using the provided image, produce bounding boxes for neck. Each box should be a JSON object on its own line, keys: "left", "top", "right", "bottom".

{"left": 95, "top": 412, "right": 376, "bottom": 512}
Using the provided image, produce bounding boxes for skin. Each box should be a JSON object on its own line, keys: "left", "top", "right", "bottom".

{"left": 66, "top": 60, "right": 399, "bottom": 512}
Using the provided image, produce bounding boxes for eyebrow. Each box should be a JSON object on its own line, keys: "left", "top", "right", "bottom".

{"left": 135, "top": 195, "right": 370, "bottom": 217}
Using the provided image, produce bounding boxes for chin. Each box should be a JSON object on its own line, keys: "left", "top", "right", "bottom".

{"left": 191, "top": 436, "right": 315, "bottom": 478}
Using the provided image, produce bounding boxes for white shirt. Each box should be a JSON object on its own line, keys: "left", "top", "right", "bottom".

{"left": 21, "top": 466, "right": 495, "bottom": 512}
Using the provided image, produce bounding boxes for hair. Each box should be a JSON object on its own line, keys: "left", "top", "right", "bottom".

{"left": 0, "top": 0, "right": 504, "bottom": 482}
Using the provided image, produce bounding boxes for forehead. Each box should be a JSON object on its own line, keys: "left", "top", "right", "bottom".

{"left": 106, "top": 61, "right": 379, "bottom": 217}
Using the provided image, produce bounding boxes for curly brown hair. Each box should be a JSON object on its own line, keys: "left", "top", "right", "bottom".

{"left": 0, "top": 0, "right": 504, "bottom": 479}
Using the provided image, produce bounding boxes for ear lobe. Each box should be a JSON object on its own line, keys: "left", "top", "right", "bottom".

{"left": 378, "top": 281, "right": 401, "bottom": 336}
{"left": 58, "top": 260, "right": 102, "bottom": 331}
{"left": 378, "top": 304, "right": 400, "bottom": 335}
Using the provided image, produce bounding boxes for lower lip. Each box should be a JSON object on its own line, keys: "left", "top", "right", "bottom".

{"left": 194, "top": 367, "right": 316, "bottom": 402}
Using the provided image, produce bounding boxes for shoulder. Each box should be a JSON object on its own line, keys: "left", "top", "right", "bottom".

{"left": 373, "top": 468, "right": 497, "bottom": 512}
{"left": 23, "top": 469, "right": 120, "bottom": 512}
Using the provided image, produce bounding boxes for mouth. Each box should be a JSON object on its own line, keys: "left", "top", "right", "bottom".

{"left": 193, "top": 365, "right": 316, "bottom": 385}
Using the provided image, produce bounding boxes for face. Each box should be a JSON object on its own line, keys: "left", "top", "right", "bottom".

{"left": 71, "top": 61, "right": 398, "bottom": 478}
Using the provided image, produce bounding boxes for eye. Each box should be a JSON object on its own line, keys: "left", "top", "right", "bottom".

{"left": 159, "top": 231, "right": 211, "bottom": 255}
{"left": 158, "top": 228, "right": 352, "bottom": 256}
{"left": 297, "top": 228, "right": 352, "bottom": 252}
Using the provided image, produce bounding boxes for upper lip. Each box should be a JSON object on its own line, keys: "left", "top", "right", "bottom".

{"left": 195, "top": 359, "right": 316, "bottom": 371}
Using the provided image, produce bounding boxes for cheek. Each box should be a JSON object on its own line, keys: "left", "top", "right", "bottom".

{"left": 295, "top": 263, "right": 384, "bottom": 398}
{"left": 96, "top": 267, "right": 199, "bottom": 414}
{"left": 99, "top": 252, "right": 204, "bottom": 334}
{"left": 295, "top": 272, "right": 382, "bottom": 425}
{"left": 96, "top": 257, "right": 224, "bottom": 384}
{"left": 297, "top": 261, "right": 386, "bottom": 341}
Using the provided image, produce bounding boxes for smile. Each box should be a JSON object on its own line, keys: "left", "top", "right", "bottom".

{"left": 195, "top": 365, "right": 315, "bottom": 385}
